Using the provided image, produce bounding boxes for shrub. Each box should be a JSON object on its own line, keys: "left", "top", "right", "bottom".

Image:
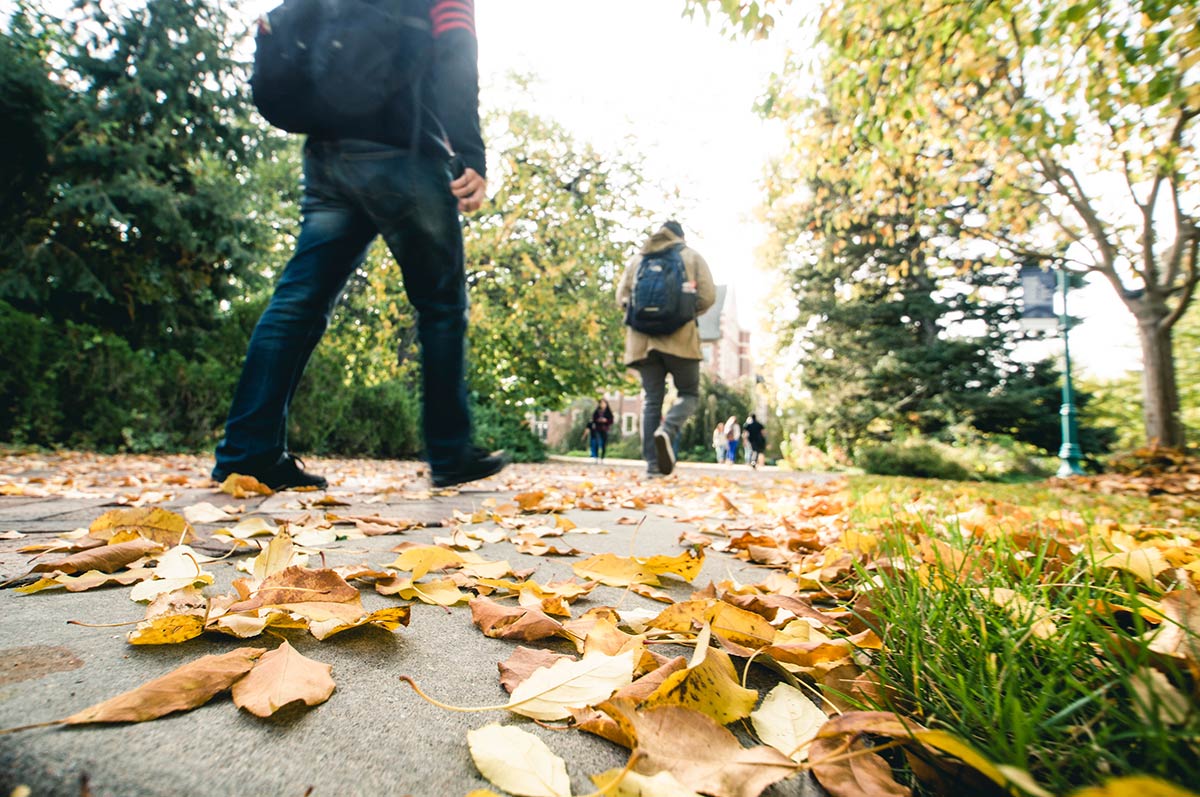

{"left": 857, "top": 440, "right": 972, "bottom": 481}
{"left": 471, "top": 400, "right": 546, "bottom": 463}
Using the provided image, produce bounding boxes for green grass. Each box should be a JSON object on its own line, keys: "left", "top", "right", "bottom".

{"left": 842, "top": 476, "right": 1200, "bottom": 795}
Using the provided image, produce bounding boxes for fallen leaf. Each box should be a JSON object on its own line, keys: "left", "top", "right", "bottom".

{"left": 600, "top": 700, "right": 797, "bottom": 797}
{"left": 15, "top": 569, "right": 154, "bottom": 595}
{"left": 388, "top": 544, "right": 465, "bottom": 579}
{"left": 641, "top": 626, "right": 758, "bottom": 725}
{"left": 65, "top": 648, "right": 265, "bottom": 725}
{"left": 590, "top": 769, "right": 701, "bottom": 797}
{"left": 226, "top": 566, "right": 359, "bottom": 614}
{"left": 376, "top": 576, "right": 468, "bottom": 606}
{"left": 470, "top": 597, "right": 565, "bottom": 642}
{"left": 308, "top": 606, "right": 411, "bottom": 640}
{"left": 129, "top": 545, "right": 215, "bottom": 602}
{"left": 231, "top": 640, "right": 335, "bottom": 717}
{"left": 89, "top": 507, "right": 194, "bottom": 546}
{"left": 499, "top": 647, "right": 576, "bottom": 693}
{"left": 467, "top": 723, "right": 571, "bottom": 797}
{"left": 809, "top": 735, "right": 911, "bottom": 797}
{"left": 507, "top": 650, "right": 636, "bottom": 721}
{"left": 127, "top": 587, "right": 208, "bottom": 645}
{"left": 29, "top": 537, "right": 163, "bottom": 575}
{"left": 1070, "top": 776, "right": 1200, "bottom": 797}
{"left": 219, "top": 474, "right": 273, "bottom": 498}
{"left": 751, "top": 683, "right": 827, "bottom": 761}
{"left": 182, "top": 502, "right": 232, "bottom": 524}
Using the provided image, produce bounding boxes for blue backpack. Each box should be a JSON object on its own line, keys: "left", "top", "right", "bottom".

{"left": 251, "top": 0, "right": 432, "bottom": 145}
{"left": 625, "top": 245, "right": 697, "bottom": 336}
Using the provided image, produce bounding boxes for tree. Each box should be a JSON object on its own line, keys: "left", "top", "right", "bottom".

{"left": 462, "top": 104, "right": 653, "bottom": 412}
{"left": 0, "top": 0, "right": 284, "bottom": 350}
{"left": 699, "top": 0, "right": 1199, "bottom": 448}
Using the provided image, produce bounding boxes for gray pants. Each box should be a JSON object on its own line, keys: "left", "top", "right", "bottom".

{"left": 634, "top": 351, "right": 700, "bottom": 469}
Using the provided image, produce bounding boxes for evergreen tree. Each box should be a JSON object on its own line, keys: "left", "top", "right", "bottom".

{"left": 0, "top": 0, "right": 283, "bottom": 350}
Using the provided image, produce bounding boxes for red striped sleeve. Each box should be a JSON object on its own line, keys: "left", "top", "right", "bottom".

{"left": 431, "top": 0, "right": 475, "bottom": 37}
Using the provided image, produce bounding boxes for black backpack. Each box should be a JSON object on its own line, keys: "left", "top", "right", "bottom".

{"left": 625, "top": 245, "right": 697, "bottom": 336}
{"left": 251, "top": 0, "right": 432, "bottom": 144}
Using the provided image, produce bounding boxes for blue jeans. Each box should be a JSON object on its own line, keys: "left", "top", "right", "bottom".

{"left": 588, "top": 431, "right": 607, "bottom": 459}
{"left": 215, "top": 139, "right": 470, "bottom": 474}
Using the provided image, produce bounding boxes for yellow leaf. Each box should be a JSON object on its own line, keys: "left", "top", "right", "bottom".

{"left": 573, "top": 553, "right": 658, "bottom": 587}
{"left": 231, "top": 640, "right": 335, "bottom": 717}
{"left": 89, "top": 507, "right": 194, "bottom": 546}
{"left": 750, "top": 683, "right": 827, "bottom": 761}
{"left": 389, "top": 545, "right": 464, "bottom": 579}
{"left": 641, "top": 626, "right": 758, "bottom": 725}
{"left": 377, "top": 576, "right": 468, "bottom": 606}
{"left": 219, "top": 473, "right": 274, "bottom": 498}
{"left": 467, "top": 724, "right": 572, "bottom": 797}
{"left": 127, "top": 587, "right": 207, "bottom": 645}
{"left": 1071, "top": 776, "right": 1200, "bottom": 797}
{"left": 507, "top": 650, "right": 636, "bottom": 721}
{"left": 590, "top": 769, "right": 701, "bottom": 796}
{"left": 308, "top": 606, "right": 411, "bottom": 641}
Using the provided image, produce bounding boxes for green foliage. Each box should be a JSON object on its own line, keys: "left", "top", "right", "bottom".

{"left": 471, "top": 400, "right": 546, "bottom": 463}
{"left": 852, "top": 504, "right": 1200, "bottom": 794}
{"left": 759, "top": 0, "right": 1199, "bottom": 446}
{"left": 0, "top": 0, "right": 288, "bottom": 351}
{"left": 463, "top": 103, "right": 652, "bottom": 412}
{"left": 856, "top": 440, "right": 971, "bottom": 481}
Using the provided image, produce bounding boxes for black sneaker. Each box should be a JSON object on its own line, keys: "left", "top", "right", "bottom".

{"left": 431, "top": 446, "right": 509, "bottom": 488}
{"left": 653, "top": 428, "right": 676, "bottom": 476}
{"left": 211, "top": 454, "right": 328, "bottom": 491}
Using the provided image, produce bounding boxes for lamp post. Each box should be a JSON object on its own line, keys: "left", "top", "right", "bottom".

{"left": 1056, "top": 266, "right": 1085, "bottom": 477}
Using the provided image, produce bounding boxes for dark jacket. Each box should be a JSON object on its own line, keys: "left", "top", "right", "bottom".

{"left": 424, "top": 0, "right": 486, "bottom": 176}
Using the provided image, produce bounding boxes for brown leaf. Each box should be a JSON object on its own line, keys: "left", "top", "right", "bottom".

{"left": 65, "top": 648, "right": 265, "bottom": 725}
{"left": 231, "top": 641, "right": 335, "bottom": 717}
{"left": 499, "top": 647, "right": 576, "bottom": 693}
{"left": 30, "top": 538, "right": 164, "bottom": 575}
{"left": 810, "top": 736, "right": 912, "bottom": 797}
{"left": 88, "top": 507, "right": 194, "bottom": 546}
{"left": 599, "top": 699, "right": 797, "bottom": 797}
{"left": 469, "top": 597, "right": 566, "bottom": 641}
{"left": 226, "top": 566, "right": 359, "bottom": 614}
{"left": 612, "top": 656, "right": 688, "bottom": 702}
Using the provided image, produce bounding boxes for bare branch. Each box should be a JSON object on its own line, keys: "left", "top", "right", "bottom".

{"left": 1161, "top": 235, "right": 1198, "bottom": 333}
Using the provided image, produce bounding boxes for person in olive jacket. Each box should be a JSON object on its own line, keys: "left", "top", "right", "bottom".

{"left": 616, "top": 221, "right": 716, "bottom": 477}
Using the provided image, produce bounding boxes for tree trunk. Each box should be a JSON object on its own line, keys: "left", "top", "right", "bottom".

{"left": 1134, "top": 306, "right": 1186, "bottom": 449}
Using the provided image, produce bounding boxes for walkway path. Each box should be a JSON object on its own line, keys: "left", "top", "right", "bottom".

{"left": 0, "top": 453, "right": 833, "bottom": 797}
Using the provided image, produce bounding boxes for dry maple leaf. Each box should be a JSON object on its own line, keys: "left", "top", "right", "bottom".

{"left": 231, "top": 640, "right": 335, "bottom": 717}
{"left": 809, "top": 735, "right": 912, "bottom": 797}
{"left": 64, "top": 648, "right": 265, "bottom": 725}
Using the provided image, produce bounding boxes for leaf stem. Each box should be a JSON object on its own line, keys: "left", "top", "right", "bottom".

{"left": 0, "top": 719, "right": 65, "bottom": 735}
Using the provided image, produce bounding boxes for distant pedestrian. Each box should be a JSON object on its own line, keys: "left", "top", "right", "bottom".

{"left": 617, "top": 221, "right": 716, "bottom": 477}
{"left": 589, "top": 398, "right": 614, "bottom": 462}
{"left": 724, "top": 416, "right": 740, "bottom": 465}
{"left": 744, "top": 413, "right": 766, "bottom": 469}
{"left": 712, "top": 423, "right": 728, "bottom": 464}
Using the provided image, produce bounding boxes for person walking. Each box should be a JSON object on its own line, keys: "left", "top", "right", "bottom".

{"left": 724, "top": 415, "right": 740, "bottom": 466}
{"left": 744, "top": 413, "right": 766, "bottom": 468}
{"left": 712, "top": 422, "right": 728, "bottom": 464}
{"left": 617, "top": 221, "right": 716, "bottom": 477}
{"left": 211, "top": 0, "right": 506, "bottom": 490}
{"left": 588, "top": 398, "right": 614, "bottom": 462}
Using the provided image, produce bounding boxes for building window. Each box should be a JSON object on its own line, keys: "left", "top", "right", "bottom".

{"left": 702, "top": 343, "right": 714, "bottom": 364}
{"left": 623, "top": 413, "right": 637, "bottom": 435}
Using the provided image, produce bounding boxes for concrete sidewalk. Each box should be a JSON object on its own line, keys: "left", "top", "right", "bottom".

{"left": 0, "top": 456, "right": 830, "bottom": 797}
